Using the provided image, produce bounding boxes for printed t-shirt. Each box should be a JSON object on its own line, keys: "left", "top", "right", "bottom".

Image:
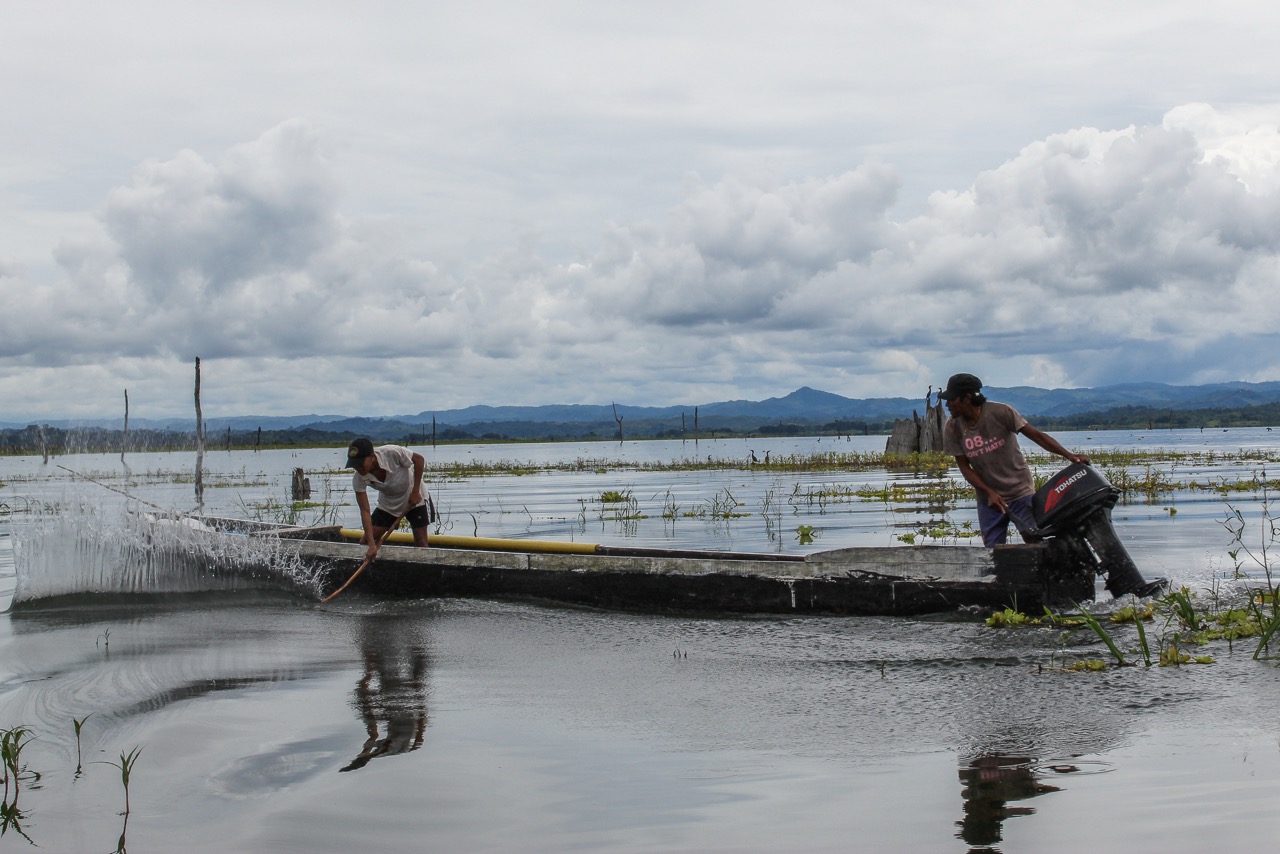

{"left": 352, "top": 445, "right": 422, "bottom": 515}
{"left": 943, "top": 402, "right": 1034, "bottom": 502}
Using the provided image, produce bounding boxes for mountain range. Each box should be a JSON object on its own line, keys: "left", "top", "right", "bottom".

{"left": 6, "top": 381, "right": 1280, "bottom": 436}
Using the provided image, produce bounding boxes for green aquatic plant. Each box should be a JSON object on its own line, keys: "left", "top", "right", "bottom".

{"left": 759, "top": 490, "right": 783, "bottom": 542}
{"left": 1073, "top": 606, "right": 1129, "bottom": 666}
{"left": 985, "top": 607, "right": 1038, "bottom": 628}
{"left": 73, "top": 714, "right": 93, "bottom": 777}
{"left": 1109, "top": 602, "right": 1155, "bottom": 623}
{"left": 1134, "top": 608, "right": 1153, "bottom": 666}
{"left": 683, "top": 488, "right": 746, "bottom": 521}
{"left": 1, "top": 726, "right": 38, "bottom": 803}
{"left": 1041, "top": 607, "right": 1085, "bottom": 628}
{"left": 853, "top": 478, "right": 970, "bottom": 507}
{"left": 599, "top": 490, "right": 630, "bottom": 503}
{"left": 1065, "top": 660, "right": 1109, "bottom": 672}
{"left": 105, "top": 746, "right": 143, "bottom": 816}
{"left": 795, "top": 524, "right": 817, "bottom": 545}
{"left": 660, "top": 489, "right": 680, "bottom": 521}
{"left": 1164, "top": 587, "right": 1203, "bottom": 632}
{"left": 895, "top": 519, "right": 979, "bottom": 545}
{"left": 1219, "top": 468, "right": 1280, "bottom": 658}
{"left": 1249, "top": 601, "right": 1280, "bottom": 661}
{"left": 1191, "top": 608, "right": 1263, "bottom": 644}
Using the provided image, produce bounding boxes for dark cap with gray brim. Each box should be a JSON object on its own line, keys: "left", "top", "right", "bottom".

{"left": 345, "top": 437, "right": 374, "bottom": 469}
{"left": 939, "top": 373, "right": 983, "bottom": 401}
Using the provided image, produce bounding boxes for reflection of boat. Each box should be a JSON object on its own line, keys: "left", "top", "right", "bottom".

{"left": 198, "top": 516, "right": 1103, "bottom": 615}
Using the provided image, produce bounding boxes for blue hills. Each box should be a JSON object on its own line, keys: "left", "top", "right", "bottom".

{"left": 8, "top": 381, "right": 1280, "bottom": 437}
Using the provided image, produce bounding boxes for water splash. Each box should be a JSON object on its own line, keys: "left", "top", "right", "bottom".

{"left": 11, "top": 496, "right": 325, "bottom": 603}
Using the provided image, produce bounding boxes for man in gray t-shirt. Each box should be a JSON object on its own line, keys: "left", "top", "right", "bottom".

{"left": 940, "top": 373, "right": 1089, "bottom": 546}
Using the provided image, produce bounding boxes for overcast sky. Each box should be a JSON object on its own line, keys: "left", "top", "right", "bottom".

{"left": 4, "top": 1, "right": 1280, "bottom": 422}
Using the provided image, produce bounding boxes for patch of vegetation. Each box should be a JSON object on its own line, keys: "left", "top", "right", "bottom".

{"left": 855, "top": 478, "right": 971, "bottom": 507}
{"left": 896, "top": 519, "right": 979, "bottom": 544}
{"left": 985, "top": 607, "right": 1038, "bottom": 628}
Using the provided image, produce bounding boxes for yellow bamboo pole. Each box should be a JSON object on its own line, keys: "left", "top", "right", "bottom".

{"left": 338, "top": 529, "right": 600, "bottom": 555}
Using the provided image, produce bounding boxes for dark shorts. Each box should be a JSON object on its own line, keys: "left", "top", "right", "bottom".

{"left": 976, "top": 494, "right": 1039, "bottom": 547}
{"left": 372, "top": 503, "right": 431, "bottom": 530}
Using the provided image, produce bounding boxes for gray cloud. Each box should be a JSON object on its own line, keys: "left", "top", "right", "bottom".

{"left": 2, "top": 102, "right": 1280, "bottom": 419}
{"left": 100, "top": 120, "right": 339, "bottom": 305}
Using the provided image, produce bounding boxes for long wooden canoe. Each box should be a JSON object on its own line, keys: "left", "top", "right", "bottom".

{"left": 205, "top": 518, "right": 1096, "bottom": 616}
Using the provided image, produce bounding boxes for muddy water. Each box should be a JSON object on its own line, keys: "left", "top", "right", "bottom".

{"left": 2, "top": 430, "right": 1280, "bottom": 851}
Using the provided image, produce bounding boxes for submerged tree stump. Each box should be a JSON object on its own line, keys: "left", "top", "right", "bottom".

{"left": 291, "top": 467, "right": 312, "bottom": 501}
{"left": 885, "top": 388, "right": 947, "bottom": 455}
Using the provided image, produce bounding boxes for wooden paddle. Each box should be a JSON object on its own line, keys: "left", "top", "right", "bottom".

{"left": 322, "top": 518, "right": 402, "bottom": 603}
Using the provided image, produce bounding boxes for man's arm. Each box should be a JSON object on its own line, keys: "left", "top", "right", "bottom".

{"left": 409, "top": 452, "right": 425, "bottom": 507}
{"left": 1019, "top": 424, "right": 1090, "bottom": 465}
{"left": 355, "top": 491, "right": 374, "bottom": 546}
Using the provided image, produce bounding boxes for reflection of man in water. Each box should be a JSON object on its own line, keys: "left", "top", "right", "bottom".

{"left": 956, "top": 754, "right": 1059, "bottom": 850}
{"left": 340, "top": 615, "right": 430, "bottom": 772}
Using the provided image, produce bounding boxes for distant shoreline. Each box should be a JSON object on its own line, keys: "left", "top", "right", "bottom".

{"left": 2, "top": 401, "right": 1279, "bottom": 459}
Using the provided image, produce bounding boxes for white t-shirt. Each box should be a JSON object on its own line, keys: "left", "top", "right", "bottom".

{"left": 352, "top": 445, "right": 424, "bottom": 515}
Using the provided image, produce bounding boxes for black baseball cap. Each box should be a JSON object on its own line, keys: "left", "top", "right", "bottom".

{"left": 345, "top": 437, "right": 374, "bottom": 469}
{"left": 939, "top": 373, "right": 983, "bottom": 401}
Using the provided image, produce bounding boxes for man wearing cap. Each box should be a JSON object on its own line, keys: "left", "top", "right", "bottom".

{"left": 345, "top": 437, "right": 431, "bottom": 559}
{"left": 939, "top": 374, "right": 1089, "bottom": 547}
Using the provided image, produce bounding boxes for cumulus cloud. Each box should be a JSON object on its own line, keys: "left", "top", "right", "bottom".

{"left": 3, "top": 103, "right": 1280, "bottom": 419}
{"left": 101, "top": 123, "right": 337, "bottom": 297}
{"left": 553, "top": 106, "right": 1280, "bottom": 393}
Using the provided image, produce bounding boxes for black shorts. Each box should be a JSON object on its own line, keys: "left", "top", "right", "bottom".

{"left": 372, "top": 503, "right": 430, "bottom": 529}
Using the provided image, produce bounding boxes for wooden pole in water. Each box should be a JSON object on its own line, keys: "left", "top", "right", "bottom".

{"left": 194, "top": 357, "right": 205, "bottom": 511}
{"left": 121, "top": 389, "right": 129, "bottom": 465}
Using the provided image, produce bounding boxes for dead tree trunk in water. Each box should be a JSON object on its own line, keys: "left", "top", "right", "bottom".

{"left": 291, "top": 467, "right": 312, "bottom": 501}
{"left": 612, "top": 402, "right": 624, "bottom": 445}
{"left": 121, "top": 389, "right": 129, "bottom": 464}
{"left": 885, "top": 387, "right": 946, "bottom": 455}
{"left": 194, "top": 357, "right": 205, "bottom": 511}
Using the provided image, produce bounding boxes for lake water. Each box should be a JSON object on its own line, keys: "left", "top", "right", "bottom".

{"left": 2, "top": 429, "right": 1280, "bottom": 852}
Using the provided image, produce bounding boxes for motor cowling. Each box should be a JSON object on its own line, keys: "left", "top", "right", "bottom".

{"left": 1030, "top": 463, "right": 1164, "bottom": 599}
{"left": 1032, "top": 462, "right": 1119, "bottom": 535}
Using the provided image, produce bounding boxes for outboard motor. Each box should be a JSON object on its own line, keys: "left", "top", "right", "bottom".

{"left": 1031, "top": 463, "right": 1165, "bottom": 598}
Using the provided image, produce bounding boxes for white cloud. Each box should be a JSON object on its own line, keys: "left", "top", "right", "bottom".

{"left": 3, "top": 0, "right": 1280, "bottom": 421}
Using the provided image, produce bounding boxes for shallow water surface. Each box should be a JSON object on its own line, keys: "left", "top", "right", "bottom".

{"left": 3, "top": 432, "right": 1280, "bottom": 850}
{"left": 3, "top": 595, "right": 1280, "bottom": 852}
